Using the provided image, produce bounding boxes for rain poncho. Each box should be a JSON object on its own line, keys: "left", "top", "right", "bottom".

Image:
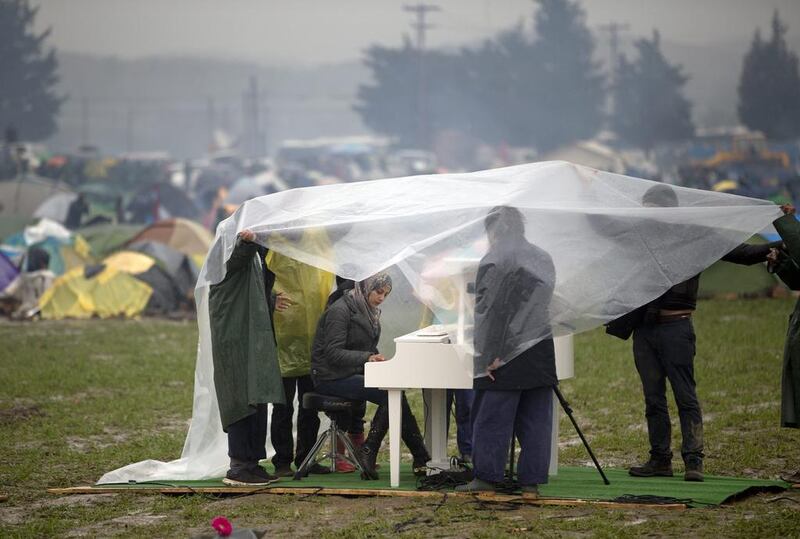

{"left": 99, "top": 161, "right": 780, "bottom": 483}
{"left": 265, "top": 230, "right": 335, "bottom": 377}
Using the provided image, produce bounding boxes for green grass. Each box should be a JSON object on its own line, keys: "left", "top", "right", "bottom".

{"left": 2, "top": 300, "right": 800, "bottom": 537}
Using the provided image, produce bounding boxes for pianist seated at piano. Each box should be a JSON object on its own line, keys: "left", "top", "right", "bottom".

{"left": 310, "top": 271, "right": 431, "bottom": 480}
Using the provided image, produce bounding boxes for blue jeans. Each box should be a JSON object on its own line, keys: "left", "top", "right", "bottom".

{"left": 471, "top": 386, "right": 553, "bottom": 486}
{"left": 446, "top": 389, "right": 474, "bottom": 458}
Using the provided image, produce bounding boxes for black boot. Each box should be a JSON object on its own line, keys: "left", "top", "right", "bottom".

{"left": 358, "top": 405, "right": 388, "bottom": 480}
{"left": 400, "top": 395, "right": 431, "bottom": 476}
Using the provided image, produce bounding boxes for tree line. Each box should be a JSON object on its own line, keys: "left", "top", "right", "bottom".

{"left": 1, "top": 0, "right": 800, "bottom": 153}
{"left": 356, "top": 0, "right": 800, "bottom": 154}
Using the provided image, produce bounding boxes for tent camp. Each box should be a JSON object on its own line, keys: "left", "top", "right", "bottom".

{"left": 99, "top": 161, "right": 781, "bottom": 484}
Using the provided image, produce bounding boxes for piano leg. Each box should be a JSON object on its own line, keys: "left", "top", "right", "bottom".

{"left": 388, "top": 389, "right": 402, "bottom": 488}
{"left": 428, "top": 388, "right": 449, "bottom": 473}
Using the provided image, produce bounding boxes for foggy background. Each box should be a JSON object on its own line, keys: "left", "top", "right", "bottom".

{"left": 31, "top": 0, "right": 800, "bottom": 158}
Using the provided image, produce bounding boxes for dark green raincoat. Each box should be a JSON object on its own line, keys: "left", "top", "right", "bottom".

{"left": 772, "top": 214, "right": 800, "bottom": 428}
{"left": 209, "top": 239, "right": 285, "bottom": 431}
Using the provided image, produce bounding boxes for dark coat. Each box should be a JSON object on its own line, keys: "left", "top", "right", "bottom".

{"left": 473, "top": 235, "right": 557, "bottom": 391}
{"left": 772, "top": 214, "right": 800, "bottom": 428}
{"left": 209, "top": 239, "right": 285, "bottom": 431}
{"left": 311, "top": 293, "right": 380, "bottom": 383}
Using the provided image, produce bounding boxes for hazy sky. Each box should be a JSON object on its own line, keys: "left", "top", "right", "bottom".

{"left": 33, "top": 0, "right": 800, "bottom": 65}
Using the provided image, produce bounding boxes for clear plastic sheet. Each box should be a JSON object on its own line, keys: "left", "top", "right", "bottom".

{"left": 99, "top": 161, "right": 780, "bottom": 483}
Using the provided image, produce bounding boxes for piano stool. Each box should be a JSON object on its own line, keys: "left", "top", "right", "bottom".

{"left": 293, "top": 392, "right": 366, "bottom": 480}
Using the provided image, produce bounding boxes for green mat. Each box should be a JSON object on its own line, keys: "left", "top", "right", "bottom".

{"left": 97, "top": 465, "right": 787, "bottom": 508}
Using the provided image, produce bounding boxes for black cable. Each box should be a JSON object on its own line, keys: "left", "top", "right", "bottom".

{"left": 611, "top": 494, "right": 698, "bottom": 506}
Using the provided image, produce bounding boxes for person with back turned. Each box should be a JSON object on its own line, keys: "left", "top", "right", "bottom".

{"left": 456, "top": 206, "right": 557, "bottom": 498}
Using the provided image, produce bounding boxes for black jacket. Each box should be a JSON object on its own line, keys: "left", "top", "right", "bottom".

{"left": 472, "top": 235, "right": 557, "bottom": 391}
{"left": 311, "top": 294, "right": 380, "bottom": 383}
{"left": 652, "top": 242, "right": 778, "bottom": 311}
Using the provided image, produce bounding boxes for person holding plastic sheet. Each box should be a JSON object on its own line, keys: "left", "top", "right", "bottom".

{"left": 456, "top": 206, "right": 557, "bottom": 498}
{"left": 310, "top": 272, "right": 431, "bottom": 480}
{"left": 266, "top": 231, "right": 335, "bottom": 477}
{"left": 209, "top": 229, "right": 291, "bottom": 486}
{"left": 767, "top": 204, "right": 800, "bottom": 482}
{"left": 607, "top": 185, "right": 778, "bottom": 483}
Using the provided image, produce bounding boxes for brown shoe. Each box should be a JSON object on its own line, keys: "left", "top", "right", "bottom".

{"left": 629, "top": 459, "right": 673, "bottom": 477}
{"left": 684, "top": 459, "right": 704, "bottom": 482}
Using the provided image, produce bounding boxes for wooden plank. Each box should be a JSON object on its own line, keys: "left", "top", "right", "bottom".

{"left": 45, "top": 485, "right": 686, "bottom": 509}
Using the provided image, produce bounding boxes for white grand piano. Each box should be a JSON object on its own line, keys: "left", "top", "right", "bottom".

{"left": 364, "top": 259, "right": 574, "bottom": 488}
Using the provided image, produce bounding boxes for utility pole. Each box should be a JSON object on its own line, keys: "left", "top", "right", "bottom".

{"left": 241, "top": 76, "right": 263, "bottom": 158}
{"left": 404, "top": 2, "right": 440, "bottom": 51}
{"left": 598, "top": 22, "right": 630, "bottom": 86}
{"left": 125, "top": 99, "right": 135, "bottom": 153}
{"left": 404, "top": 2, "right": 440, "bottom": 149}
{"left": 81, "top": 97, "right": 90, "bottom": 147}
{"left": 597, "top": 22, "right": 630, "bottom": 117}
{"left": 207, "top": 96, "right": 216, "bottom": 152}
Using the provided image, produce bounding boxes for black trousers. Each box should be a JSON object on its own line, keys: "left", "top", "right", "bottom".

{"left": 227, "top": 403, "right": 269, "bottom": 463}
{"left": 633, "top": 318, "right": 704, "bottom": 462}
{"left": 271, "top": 375, "right": 321, "bottom": 468}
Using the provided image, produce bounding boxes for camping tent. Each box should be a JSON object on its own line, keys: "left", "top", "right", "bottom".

{"left": 99, "top": 160, "right": 781, "bottom": 483}
{"left": 40, "top": 251, "right": 184, "bottom": 319}
{"left": 39, "top": 265, "right": 153, "bottom": 319}
{"left": 3, "top": 219, "right": 93, "bottom": 275}
{"left": 0, "top": 176, "right": 74, "bottom": 218}
{"left": 103, "top": 251, "right": 184, "bottom": 313}
{"left": 125, "top": 217, "right": 213, "bottom": 259}
{"left": 78, "top": 223, "right": 142, "bottom": 259}
{"left": 128, "top": 240, "right": 199, "bottom": 300}
{"left": 0, "top": 251, "right": 19, "bottom": 293}
{"left": 32, "top": 192, "right": 78, "bottom": 224}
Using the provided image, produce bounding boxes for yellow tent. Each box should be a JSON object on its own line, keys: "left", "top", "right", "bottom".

{"left": 712, "top": 179, "right": 738, "bottom": 192}
{"left": 39, "top": 265, "right": 153, "bottom": 319}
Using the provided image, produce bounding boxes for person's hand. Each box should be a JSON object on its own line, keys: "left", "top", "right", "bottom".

{"left": 780, "top": 204, "right": 796, "bottom": 216}
{"left": 767, "top": 247, "right": 780, "bottom": 265}
{"left": 275, "top": 292, "right": 292, "bottom": 312}
{"left": 238, "top": 229, "right": 256, "bottom": 242}
{"left": 368, "top": 354, "right": 386, "bottom": 362}
{"left": 486, "top": 357, "right": 502, "bottom": 381}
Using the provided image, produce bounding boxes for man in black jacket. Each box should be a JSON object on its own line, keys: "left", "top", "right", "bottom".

{"left": 623, "top": 184, "right": 778, "bottom": 482}
{"left": 456, "top": 206, "right": 557, "bottom": 497}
